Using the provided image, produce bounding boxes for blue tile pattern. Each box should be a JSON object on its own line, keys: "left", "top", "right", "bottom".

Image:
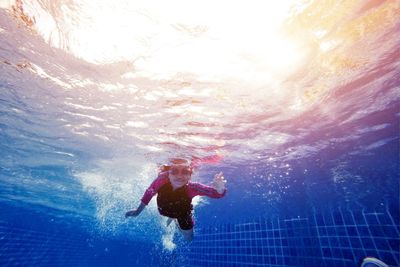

{"left": 184, "top": 207, "right": 399, "bottom": 267}
{"left": 0, "top": 219, "right": 166, "bottom": 267}
{"left": 0, "top": 204, "right": 169, "bottom": 267}
{"left": 1, "top": 204, "right": 398, "bottom": 266}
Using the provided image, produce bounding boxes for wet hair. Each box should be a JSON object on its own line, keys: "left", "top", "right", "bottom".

{"left": 169, "top": 158, "right": 190, "bottom": 166}
{"left": 159, "top": 164, "right": 171, "bottom": 172}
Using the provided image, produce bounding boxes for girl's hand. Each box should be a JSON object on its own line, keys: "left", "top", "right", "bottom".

{"left": 212, "top": 172, "right": 227, "bottom": 194}
{"left": 125, "top": 209, "right": 140, "bottom": 218}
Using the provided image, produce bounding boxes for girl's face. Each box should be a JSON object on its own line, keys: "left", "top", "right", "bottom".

{"left": 169, "top": 164, "right": 192, "bottom": 188}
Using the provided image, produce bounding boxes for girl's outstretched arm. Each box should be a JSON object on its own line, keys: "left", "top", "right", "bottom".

{"left": 125, "top": 202, "right": 146, "bottom": 217}
{"left": 188, "top": 173, "right": 227, "bottom": 198}
{"left": 125, "top": 172, "right": 169, "bottom": 218}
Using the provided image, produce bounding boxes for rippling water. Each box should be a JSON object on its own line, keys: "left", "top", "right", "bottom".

{"left": 0, "top": 0, "right": 399, "bottom": 242}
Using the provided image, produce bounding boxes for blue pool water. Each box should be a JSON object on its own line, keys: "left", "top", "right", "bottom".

{"left": 0, "top": 1, "right": 399, "bottom": 266}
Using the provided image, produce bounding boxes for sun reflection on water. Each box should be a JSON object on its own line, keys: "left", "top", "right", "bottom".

{"left": 20, "top": 0, "right": 305, "bottom": 84}
{"left": 2, "top": 0, "right": 398, "bottom": 235}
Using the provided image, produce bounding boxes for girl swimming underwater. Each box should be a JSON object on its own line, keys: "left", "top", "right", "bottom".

{"left": 125, "top": 158, "right": 227, "bottom": 241}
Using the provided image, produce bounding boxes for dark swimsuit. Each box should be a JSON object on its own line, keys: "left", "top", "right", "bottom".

{"left": 157, "top": 181, "right": 194, "bottom": 230}
{"left": 140, "top": 171, "right": 226, "bottom": 230}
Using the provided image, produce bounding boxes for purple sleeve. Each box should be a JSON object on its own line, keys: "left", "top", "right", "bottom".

{"left": 140, "top": 172, "right": 168, "bottom": 205}
{"left": 187, "top": 182, "right": 226, "bottom": 199}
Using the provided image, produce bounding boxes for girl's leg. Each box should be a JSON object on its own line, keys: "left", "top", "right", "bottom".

{"left": 176, "top": 214, "right": 194, "bottom": 241}
{"left": 180, "top": 228, "right": 193, "bottom": 241}
{"left": 166, "top": 217, "right": 174, "bottom": 226}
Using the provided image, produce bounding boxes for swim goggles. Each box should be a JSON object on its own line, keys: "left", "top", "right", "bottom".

{"left": 170, "top": 167, "right": 192, "bottom": 176}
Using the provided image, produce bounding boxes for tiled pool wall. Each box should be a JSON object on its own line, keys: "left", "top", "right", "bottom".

{"left": 0, "top": 203, "right": 165, "bottom": 267}
{"left": 0, "top": 220, "right": 167, "bottom": 267}
{"left": 183, "top": 205, "right": 399, "bottom": 267}
{"left": 1, "top": 202, "right": 399, "bottom": 267}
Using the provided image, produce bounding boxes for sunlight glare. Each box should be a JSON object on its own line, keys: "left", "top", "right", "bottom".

{"left": 27, "top": 0, "right": 302, "bottom": 84}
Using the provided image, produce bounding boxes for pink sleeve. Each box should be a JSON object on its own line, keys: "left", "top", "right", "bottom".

{"left": 187, "top": 182, "right": 226, "bottom": 199}
{"left": 140, "top": 172, "right": 168, "bottom": 205}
